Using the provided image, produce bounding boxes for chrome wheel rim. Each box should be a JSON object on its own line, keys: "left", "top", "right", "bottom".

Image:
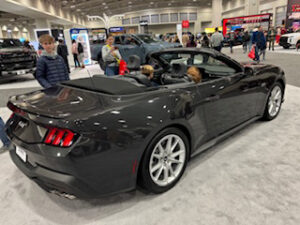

{"left": 268, "top": 86, "right": 282, "bottom": 117}
{"left": 149, "top": 134, "right": 186, "bottom": 187}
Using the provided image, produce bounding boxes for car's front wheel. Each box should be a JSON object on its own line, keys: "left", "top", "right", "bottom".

{"left": 138, "top": 128, "right": 189, "bottom": 193}
{"left": 263, "top": 83, "right": 283, "bottom": 120}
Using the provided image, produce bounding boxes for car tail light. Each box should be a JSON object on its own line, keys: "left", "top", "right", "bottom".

{"left": 7, "top": 102, "right": 26, "bottom": 116}
{"left": 44, "top": 127, "right": 76, "bottom": 147}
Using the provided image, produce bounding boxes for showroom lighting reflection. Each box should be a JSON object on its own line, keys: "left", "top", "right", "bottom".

{"left": 111, "top": 110, "right": 120, "bottom": 115}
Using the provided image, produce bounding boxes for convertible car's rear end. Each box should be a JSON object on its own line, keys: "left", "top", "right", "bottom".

{"left": 6, "top": 77, "right": 159, "bottom": 198}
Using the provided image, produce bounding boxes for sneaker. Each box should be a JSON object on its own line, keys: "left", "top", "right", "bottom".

{"left": 0, "top": 144, "right": 15, "bottom": 153}
{"left": 0, "top": 145, "right": 10, "bottom": 153}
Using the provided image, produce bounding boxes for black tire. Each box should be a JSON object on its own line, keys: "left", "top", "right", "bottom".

{"left": 262, "top": 82, "right": 283, "bottom": 121}
{"left": 138, "top": 127, "right": 190, "bottom": 193}
{"left": 283, "top": 46, "right": 290, "bottom": 49}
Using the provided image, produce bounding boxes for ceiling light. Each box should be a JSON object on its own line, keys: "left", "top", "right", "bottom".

{"left": 128, "top": 1, "right": 132, "bottom": 4}
{"left": 150, "top": 2, "right": 154, "bottom": 4}
{"left": 193, "top": 0, "right": 197, "bottom": 1}
{"left": 102, "top": 2, "right": 106, "bottom": 5}
{"left": 70, "top": 5, "right": 76, "bottom": 9}
{"left": 104, "top": 6, "right": 108, "bottom": 9}
{"left": 168, "top": 3, "right": 172, "bottom": 6}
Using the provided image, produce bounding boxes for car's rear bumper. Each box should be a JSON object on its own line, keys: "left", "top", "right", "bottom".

{"left": 10, "top": 149, "right": 99, "bottom": 198}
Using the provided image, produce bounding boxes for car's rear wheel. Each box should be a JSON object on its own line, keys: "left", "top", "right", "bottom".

{"left": 138, "top": 127, "right": 189, "bottom": 193}
{"left": 263, "top": 83, "right": 283, "bottom": 120}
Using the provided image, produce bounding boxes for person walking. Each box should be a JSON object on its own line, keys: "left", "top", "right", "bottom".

{"left": 57, "top": 38, "right": 70, "bottom": 73}
{"left": 102, "top": 34, "right": 122, "bottom": 76}
{"left": 252, "top": 26, "right": 266, "bottom": 62}
{"left": 0, "top": 116, "right": 13, "bottom": 153}
{"left": 268, "top": 26, "right": 276, "bottom": 51}
{"left": 186, "top": 35, "right": 197, "bottom": 47}
{"left": 35, "top": 34, "right": 70, "bottom": 88}
{"left": 77, "top": 39, "right": 85, "bottom": 69}
{"left": 211, "top": 27, "right": 224, "bottom": 52}
{"left": 182, "top": 33, "right": 189, "bottom": 47}
{"left": 200, "top": 32, "right": 210, "bottom": 48}
{"left": 229, "top": 31, "right": 235, "bottom": 53}
{"left": 72, "top": 39, "right": 80, "bottom": 68}
{"left": 242, "top": 31, "right": 250, "bottom": 53}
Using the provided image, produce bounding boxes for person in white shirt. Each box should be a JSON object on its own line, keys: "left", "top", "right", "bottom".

{"left": 211, "top": 27, "right": 224, "bottom": 52}
{"left": 102, "top": 34, "right": 122, "bottom": 76}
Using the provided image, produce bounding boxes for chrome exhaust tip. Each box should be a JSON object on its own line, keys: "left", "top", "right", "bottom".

{"left": 50, "top": 190, "right": 77, "bottom": 199}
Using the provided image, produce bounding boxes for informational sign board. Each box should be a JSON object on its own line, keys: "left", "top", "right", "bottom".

{"left": 70, "top": 28, "right": 91, "bottom": 65}
{"left": 176, "top": 23, "right": 183, "bottom": 45}
{"left": 222, "top": 13, "right": 272, "bottom": 35}
{"left": 182, "top": 20, "right": 190, "bottom": 28}
{"left": 34, "top": 29, "right": 51, "bottom": 41}
{"left": 109, "top": 27, "right": 124, "bottom": 33}
{"left": 286, "top": 0, "right": 300, "bottom": 30}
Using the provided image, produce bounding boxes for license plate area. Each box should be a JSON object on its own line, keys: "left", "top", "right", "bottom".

{"left": 17, "top": 70, "right": 26, "bottom": 75}
{"left": 16, "top": 146, "right": 27, "bottom": 162}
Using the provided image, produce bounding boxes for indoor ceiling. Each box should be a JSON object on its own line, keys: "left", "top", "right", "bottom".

{"left": 0, "top": 11, "right": 35, "bottom": 27}
{"left": 59, "top": 0, "right": 212, "bottom": 16}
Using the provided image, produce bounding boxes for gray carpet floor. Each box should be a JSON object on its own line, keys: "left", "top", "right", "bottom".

{"left": 0, "top": 84, "right": 299, "bottom": 225}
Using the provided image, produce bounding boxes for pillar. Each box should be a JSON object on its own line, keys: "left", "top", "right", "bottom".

{"left": 0, "top": 28, "right": 3, "bottom": 38}
{"left": 212, "top": 0, "right": 222, "bottom": 27}
{"left": 245, "top": 0, "right": 259, "bottom": 15}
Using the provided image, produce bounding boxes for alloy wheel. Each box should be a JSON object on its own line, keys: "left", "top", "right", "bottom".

{"left": 149, "top": 134, "right": 186, "bottom": 187}
{"left": 268, "top": 85, "right": 282, "bottom": 117}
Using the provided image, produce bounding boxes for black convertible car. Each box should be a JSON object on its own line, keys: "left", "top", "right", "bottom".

{"left": 6, "top": 48, "right": 285, "bottom": 198}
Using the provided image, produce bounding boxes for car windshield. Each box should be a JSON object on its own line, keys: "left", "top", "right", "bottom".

{"left": 0, "top": 39, "right": 23, "bottom": 48}
{"left": 136, "top": 35, "right": 159, "bottom": 43}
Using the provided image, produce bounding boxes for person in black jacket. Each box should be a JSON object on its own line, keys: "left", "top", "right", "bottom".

{"left": 36, "top": 34, "right": 69, "bottom": 88}
{"left": 242, "top": 31, "right": 250, "bottom": 53}
{"left": 57, "top": 38, "right": 70, "bottom": 73}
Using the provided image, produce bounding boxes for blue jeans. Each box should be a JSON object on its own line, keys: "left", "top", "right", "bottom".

{"left": 105, "top": 66, "right": 119, "bottom": 76}
{"left": 0, "top": 117, "right": 10, "bottom": 147}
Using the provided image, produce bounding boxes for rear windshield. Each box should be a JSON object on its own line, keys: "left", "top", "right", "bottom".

{"left": 0, "top": 39, "right": 23, "bottom": 48}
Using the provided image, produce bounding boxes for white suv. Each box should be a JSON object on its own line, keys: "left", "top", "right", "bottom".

{"left": 279, "top": 30, "right": 300, "bottom": 49}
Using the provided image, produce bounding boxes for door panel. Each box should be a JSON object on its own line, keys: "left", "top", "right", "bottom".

{"left": 198, "top": 74, "right": 259, "bottom": 138}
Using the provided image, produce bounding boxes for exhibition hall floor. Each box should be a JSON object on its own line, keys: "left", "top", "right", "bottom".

{"left": 0, "top": 48, "right": 299, "bottom": 225}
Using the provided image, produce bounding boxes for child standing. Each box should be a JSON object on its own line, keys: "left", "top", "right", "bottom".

{"left": 36, "top": 34, "right": 69, "bottom": 89}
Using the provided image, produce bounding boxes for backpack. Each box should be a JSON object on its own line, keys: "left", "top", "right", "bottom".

{"left": 77, "top": 43, "right": 83, "bottom": 54}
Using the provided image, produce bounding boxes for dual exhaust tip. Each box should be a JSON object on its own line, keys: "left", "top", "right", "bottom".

{"left": 50, "top": 190, "right": 77, "bottom": 200}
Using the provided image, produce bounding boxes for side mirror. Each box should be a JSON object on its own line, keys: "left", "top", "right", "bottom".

{"left": 244, "top": 67, "right": 254, "bottom": 77}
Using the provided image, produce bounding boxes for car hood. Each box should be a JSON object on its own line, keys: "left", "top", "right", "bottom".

{"left": 281, "top": 33, "right": 300, "bottom": 37}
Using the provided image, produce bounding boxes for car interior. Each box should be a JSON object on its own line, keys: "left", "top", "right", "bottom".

{"left": 115, "top": 53, "right": 242, "bottom": 88}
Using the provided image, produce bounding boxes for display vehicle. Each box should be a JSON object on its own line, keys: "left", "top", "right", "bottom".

{"left": 90, "top": 34, "right": 181, "bottom": 69}
{"left": 0, "top": 38, "right": 37, "bottom": 79}
{"left": 279, "top": 29, "right": 300, "bottom": 49}
{"left": 6, "top": 48, "right": 285, "bottom": 198}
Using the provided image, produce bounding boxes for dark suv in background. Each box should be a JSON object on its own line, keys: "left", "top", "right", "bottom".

{"left": 0, "top": 38, "right": 37, "bottom": 79}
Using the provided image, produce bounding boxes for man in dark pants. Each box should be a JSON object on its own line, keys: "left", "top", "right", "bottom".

{"left": 0, "top": 116, "right": 13, "bottom": 153}
{"left": 268, "top": 26, "right": 276, "bottom": 51}
{"left": 57, "top": 38, "right": 70, "bottom": 73}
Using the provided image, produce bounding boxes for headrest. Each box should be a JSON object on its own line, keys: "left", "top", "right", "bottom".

{"left": 127, "top": 55, "right": 141, "bottom": 71}
{"left": 171, "top": 63, "right": 187, "bottom": 77}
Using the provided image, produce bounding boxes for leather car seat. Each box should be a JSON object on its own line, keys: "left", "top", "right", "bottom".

{"left": 171, "top": 63, "right": 187, "bottom": 78}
